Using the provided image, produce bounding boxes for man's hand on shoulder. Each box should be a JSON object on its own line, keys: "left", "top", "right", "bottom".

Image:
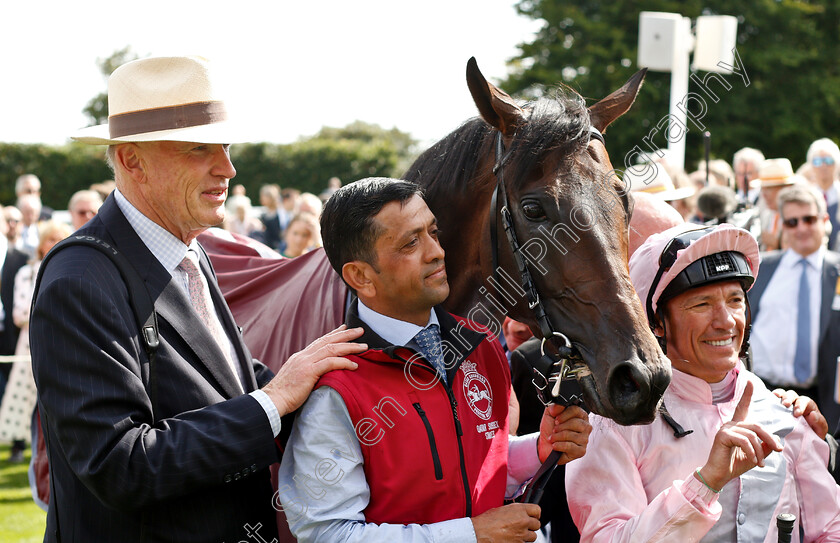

{"left": 772, "top": 387, "right": 828, "bottom": 439}
{"left": 263, "top": 325, "right": 366, "bottom": 416}
{"left": 471, "top": 503, "right": 541, "bottom": 543}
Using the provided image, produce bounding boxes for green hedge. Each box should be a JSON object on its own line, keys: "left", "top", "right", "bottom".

{"left": 0, "top": 143, "right": 112, "bottom": 210}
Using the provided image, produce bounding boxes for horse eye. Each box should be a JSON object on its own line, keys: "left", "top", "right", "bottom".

{"left": 521, "top": 202, "right": 546, "bottom": 221}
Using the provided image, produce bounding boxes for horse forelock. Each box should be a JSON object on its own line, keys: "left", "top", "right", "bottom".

{"left": 505, "top": 92, "right": 592, "bottom": 191}
{"left": 404, "top": 90, "right": 593, "bottom": 205}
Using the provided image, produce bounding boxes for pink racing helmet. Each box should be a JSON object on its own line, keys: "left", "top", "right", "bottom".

{"left": 629, "top": 223, "right": 760, "bottom": 329}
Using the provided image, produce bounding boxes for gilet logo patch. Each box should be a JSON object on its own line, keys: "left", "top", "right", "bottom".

{"left": 461, "top": 361, "right": 493, "bottom": 420}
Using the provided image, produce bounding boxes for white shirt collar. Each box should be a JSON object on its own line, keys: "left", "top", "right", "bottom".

{"left": 114, "top": 188, "right": 199, "bottom": 275}
{"left": 357, "top": 299, "right": 440, "bottom": 347}
{"left": 781, "top": 246, "right": 824, "bottom": 271}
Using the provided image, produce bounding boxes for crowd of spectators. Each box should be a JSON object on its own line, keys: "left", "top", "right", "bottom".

{"left": 222, "top": 179, "right": 335, "bottom": 257}
{"left": 0, "top": 174, "right": 96, "bottom": 462}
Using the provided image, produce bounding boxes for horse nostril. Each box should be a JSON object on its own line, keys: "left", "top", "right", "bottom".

{"left": 608, "top": 362, "right": 649, "bottom": 412}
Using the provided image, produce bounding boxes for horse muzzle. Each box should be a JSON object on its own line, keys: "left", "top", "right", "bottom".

{"left": 577, "top": 354, "right": 671, "bottom": 426}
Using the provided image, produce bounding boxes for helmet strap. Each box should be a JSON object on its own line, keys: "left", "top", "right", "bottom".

{"left": 653, "top": 306, "right": 668, "bottom": 356}
{"left": 739, "top": 296, "right": 752, "bottom": 361}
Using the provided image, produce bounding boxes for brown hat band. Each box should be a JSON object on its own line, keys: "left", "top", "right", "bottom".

{"left": 108, "top": 101, "right": 228, "bottom": 139}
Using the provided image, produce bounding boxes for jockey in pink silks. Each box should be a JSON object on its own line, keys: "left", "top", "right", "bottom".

{"left": 566, "top": 223, "right": 840, "bottom": 542}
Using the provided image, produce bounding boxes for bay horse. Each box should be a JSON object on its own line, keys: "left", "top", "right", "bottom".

{"left": 402, "top": 58, "right": 669, "bottom": 425}
{"left": 202, "top": 58, "right": 670, "bottom": 426}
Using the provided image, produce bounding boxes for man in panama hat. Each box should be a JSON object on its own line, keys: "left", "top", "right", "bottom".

{"left": 753, "top": 158, "right": 801, "bottom": 251}
{"left": 31, "top": 55, "right": 365, "bottom": 542}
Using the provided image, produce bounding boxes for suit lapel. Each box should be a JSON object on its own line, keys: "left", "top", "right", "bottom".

{"left": 95, "top": 197, "right": 245, "bottom": 398}
{"left": 828, "top": 202, "right": 839, "bottom": 250}
{"left": 154, "top": 280, "right": 245, "bottom": 398}
{"left": 749, "top": 252, "right": 783, "bottom": 323}
{"left": 819, "top": 254, "right": 840, "bottom": 342}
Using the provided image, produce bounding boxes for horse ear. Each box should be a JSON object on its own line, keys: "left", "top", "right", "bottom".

{"left": 588, "top": 69, "right": 647, "bottom": 133}
{"left": 466, "top": 57, "right": 525, "bottom": 137}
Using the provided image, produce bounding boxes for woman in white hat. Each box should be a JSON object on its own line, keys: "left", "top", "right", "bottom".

{"left": 566, "top": 223, "right": 840, "bottom": 541}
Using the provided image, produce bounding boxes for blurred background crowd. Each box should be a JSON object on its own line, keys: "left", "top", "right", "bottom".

{"left": 628, "top": 138, "right": 840, "bottom": 253}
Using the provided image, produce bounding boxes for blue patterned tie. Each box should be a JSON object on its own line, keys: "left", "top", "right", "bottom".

{"left": 793, "top": 258, "right": 812, "bottom": 384}
{"left": 414, "top": 324, "right": 447, "bottom": 383}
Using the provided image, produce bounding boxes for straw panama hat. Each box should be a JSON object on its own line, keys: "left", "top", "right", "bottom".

{"left": 72, "top": 56, "right": 249, "bottom": 145}
{"left": 625, "top": 163, "right": 695, "bottom": 201}
{"left": 750, "top": 158, "right": 798, "bottom": 189}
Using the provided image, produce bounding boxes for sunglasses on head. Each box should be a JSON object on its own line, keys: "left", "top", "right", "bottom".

{"left": 642, "top": 226, "right": 718, "bottom": 325}
{"left": 812, "top": 156, "right": 836, "bottom": 167}
{"left": 782, "top": 215, "right": 818, "bottom": 228}
{"left": 658, "top": 227, "right": 717, "bottom": 269}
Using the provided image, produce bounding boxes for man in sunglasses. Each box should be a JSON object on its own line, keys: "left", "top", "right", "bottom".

{"left": 567, "top": 222, "right": 840, "bottom": 541}
{"left": 807, "top": 138, "right": 840, "bottom": 250}
{"left": 750, "top": 183, "right": 840, "bottom": 432}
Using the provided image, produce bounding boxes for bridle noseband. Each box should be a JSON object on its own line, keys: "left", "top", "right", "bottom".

{"left": 488, "top": 124, "right": 605, "bottom": 399}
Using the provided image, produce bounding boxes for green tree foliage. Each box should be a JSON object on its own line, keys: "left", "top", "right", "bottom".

{"left": 504, "top": 0, "right": 840, "bottom": 171}
{"left": 82, "top": 47, "right": 139, "bottom": 126}
{"left": 230, "top": 121, "right": 417, "bottom": 195}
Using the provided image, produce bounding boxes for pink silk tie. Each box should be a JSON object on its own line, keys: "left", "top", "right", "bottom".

{"left": 179, "top": 251, "right": 243, "bottom": 392}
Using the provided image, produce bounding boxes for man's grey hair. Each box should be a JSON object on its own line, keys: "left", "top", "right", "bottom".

{"left": 777, "top": 183, "right": 828, "bottom": 218}
{"left": 15, "top": 173, "right": 41, "bottom": 195}
{"left": 732, "top": 147, "right": 764, "bottom": 168}
{"left": 68, "top": 190, "right": 104, "bottom": 212}
{"left": 806, "top": 138, "right": 840, "bottom": 165}
{"left": 105, "top": 146, "right": 117, "bottom": 174}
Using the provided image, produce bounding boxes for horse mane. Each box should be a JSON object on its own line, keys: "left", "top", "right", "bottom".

{"left": 404, "top": 90, "right": 592, "bottom": 200}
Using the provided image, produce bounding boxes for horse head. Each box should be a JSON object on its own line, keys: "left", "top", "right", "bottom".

{"left": 406, "top": 59, "right": 670, "bottom": 426}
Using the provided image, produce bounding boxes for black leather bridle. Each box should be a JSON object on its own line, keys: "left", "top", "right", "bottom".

{"left": 488, "top": 125, "right": 605, "bottom": 384}
{"left": 487, "top": 124, "right": 606, "bottom": 504}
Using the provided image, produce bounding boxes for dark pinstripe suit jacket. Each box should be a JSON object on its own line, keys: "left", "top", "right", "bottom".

{"left": 31, "top": 196, "right": 280, "bottom": 542}
{"left": 749, "top": 249, "right": 840, "bottom": 431}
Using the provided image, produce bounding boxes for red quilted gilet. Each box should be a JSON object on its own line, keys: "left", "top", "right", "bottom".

{"left": 317, "top": 313, "right": 511, "bottom": 525}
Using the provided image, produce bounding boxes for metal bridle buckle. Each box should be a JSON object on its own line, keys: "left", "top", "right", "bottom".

{"left": 531, "top": 332, "right": 582, "bottom": 406}
{"left": 540, "top": 332, "right": 572, "bottom": 378}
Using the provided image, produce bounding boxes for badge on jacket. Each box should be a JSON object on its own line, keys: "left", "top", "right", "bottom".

{"left": 462, "top": 361, "right": 494, "bottom": 421}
